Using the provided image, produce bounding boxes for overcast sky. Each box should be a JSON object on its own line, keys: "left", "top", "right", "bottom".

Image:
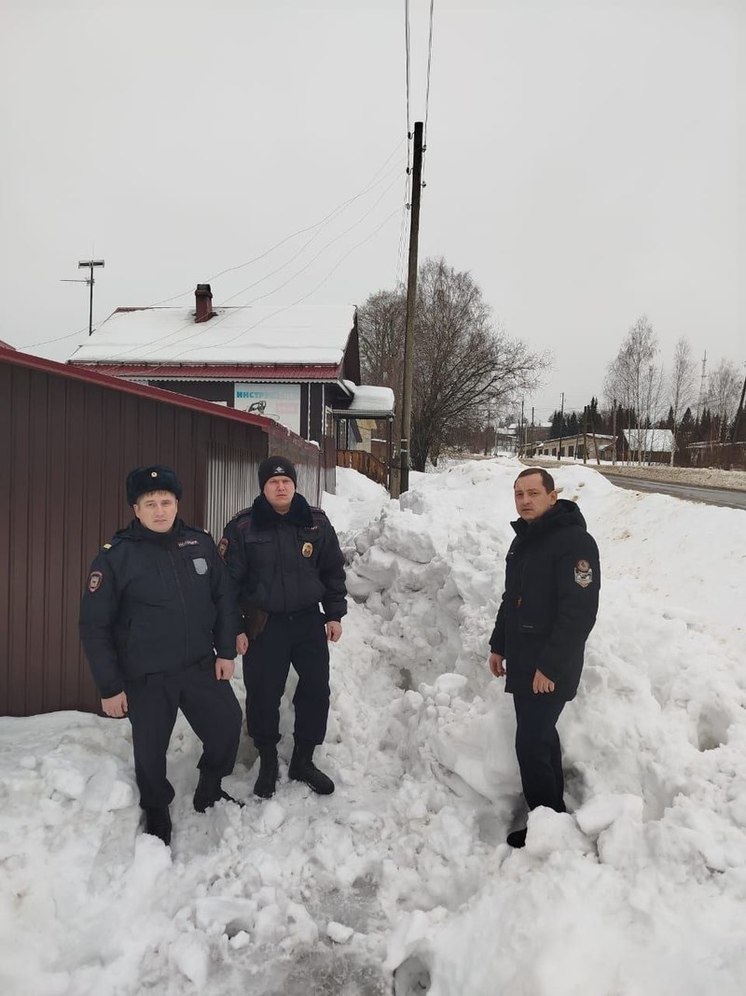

{"left": 1, "top": 0, "right": 743, "bottom": 422}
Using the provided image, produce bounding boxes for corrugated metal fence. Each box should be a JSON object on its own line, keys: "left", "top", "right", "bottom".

{"left": 0, "top": 350, "right": 335, "bottom": 717}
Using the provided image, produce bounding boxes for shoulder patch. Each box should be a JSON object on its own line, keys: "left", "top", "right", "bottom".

{"left": 88, "top": 570, "right": 104, "bottom": 593}
{"left": 574, "top": 559, "right": 593, "bottom": 588}
{"left": 218, "top": 537, "right": 229, "bottom": 558}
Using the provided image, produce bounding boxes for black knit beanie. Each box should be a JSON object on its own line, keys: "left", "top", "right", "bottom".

{"left": 258, "top": 455, "right": 297, "bottom": 490}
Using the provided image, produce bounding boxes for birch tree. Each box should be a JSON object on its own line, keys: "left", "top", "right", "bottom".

{"left": 668, "top": 337, "right": 695, "bottom": 465}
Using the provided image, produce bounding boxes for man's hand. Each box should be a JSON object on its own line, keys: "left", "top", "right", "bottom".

{"left": 532, "top": 669, "right": 555, "bottom": 694}
{"left": 325, "top": 621, "right": 343, "bottom": 643}
{"left": 215, "top": 658, "right": 235, "bottom": 680}
{"left": 489, "top": 652, "right": 505, "bottom": 677}
{"left": 101, "top": 692, "right": 128, "bottom": 718}
{"left": 236, "top": 633, "right": 249, "bottom": 656}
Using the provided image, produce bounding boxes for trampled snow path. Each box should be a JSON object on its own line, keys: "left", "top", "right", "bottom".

{"left": 1, "top": 460, "right": 745, "bottom": 995}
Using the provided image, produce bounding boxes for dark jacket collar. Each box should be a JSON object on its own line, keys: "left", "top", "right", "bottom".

{"left": 121, "top": 518, "right": 186, "bottom": 547}
{"left": 251, "top": 492, "right": 313, "bottom": 529}
{"left": 511, "top": 498, "right": 587, "bottom": 540}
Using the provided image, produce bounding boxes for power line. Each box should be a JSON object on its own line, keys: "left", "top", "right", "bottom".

{"left": 101, "top": 161, "right": 406, "bottom": 362}
{"left": 145, "top": 138, "right": 406, "bottom": 309}
{"left": 176, "top": 207, "right": 402, "bottom": 361}
{"left": 423, "top": 0, "right": 435, "bottom": 146}
{"left": 114, "top": 198, "right": 403, "bottom": 363}
{"left": 404, "top": 0, "right": 412, "bottom": 137}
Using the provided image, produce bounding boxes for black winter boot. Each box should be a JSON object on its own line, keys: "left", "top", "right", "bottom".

{"left": 253, "top": 748, "right": 279, "bottom": 799}
{"left": 193, "top": 770, "right": 242, "bottom": 813}
{"left": 289, "top": 741, "right": 334, "bottom": 795}
{"left": 144, "top": 806, "right": 172, "bottom": 845}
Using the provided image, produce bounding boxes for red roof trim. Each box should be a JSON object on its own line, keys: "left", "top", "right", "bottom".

{"left": 0, "top": 345, "right": 310, "bottom": 438}
{"left": 71, "top": 362, "right": 342, "bottom": 381}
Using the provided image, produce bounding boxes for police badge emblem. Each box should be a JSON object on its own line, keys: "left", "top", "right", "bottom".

{"left": 301, "top": 542, "right": 313, "bottom": 558}
{"left": 88, "top": 570, "right": 103, "bottom": 593}
{"left": 574, "top": 559, "right": 592, "bottom": 588}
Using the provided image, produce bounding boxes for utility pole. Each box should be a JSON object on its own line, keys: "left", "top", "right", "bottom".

{"left": 582, "top": 405, "right": 588, "bottom": 464}
{"left": 696, "top": 350, "right": 707, "bottom": 419}
{"left": 557, "top": 392, "right": 565, "bottom": 461}
{"left": 520, "top": 398, "right": 525, "bottom": 457}
{"left": 731, "top": 366, "right": 746, "bottom": 444}
{"left": 61, "top": 258, "right": 105, "bottom": 335}
{"left": 612, "top": 399, "right": 618, "bottom": 466}
{"left": 398, "top": 121, "right": 424, "bottom": 495}
{"left": 530, "top": 406, "right": 535, "bottom": 457}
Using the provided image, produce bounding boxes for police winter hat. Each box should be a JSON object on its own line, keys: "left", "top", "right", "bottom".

{"left": 258, "top": 455, "right": 297, "bottom": 490}
{"left": 126, "top": 465, "right": 183, "bottom": 505}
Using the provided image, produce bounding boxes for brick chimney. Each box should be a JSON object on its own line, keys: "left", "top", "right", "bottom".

{"left": 194, "top": 283, "right": 214, "bottom": 323}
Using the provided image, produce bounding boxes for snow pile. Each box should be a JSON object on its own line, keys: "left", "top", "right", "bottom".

{"left": 2, "top": 459, "right": 746, "bottom": 995}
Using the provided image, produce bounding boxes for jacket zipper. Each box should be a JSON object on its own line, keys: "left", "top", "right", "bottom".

{"left": 168, "top": 548, "right": 190, "bottom": 663}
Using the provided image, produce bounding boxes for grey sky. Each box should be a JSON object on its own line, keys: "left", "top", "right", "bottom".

{"left": 2, "top": 0, "right": 743, "bottom": 424}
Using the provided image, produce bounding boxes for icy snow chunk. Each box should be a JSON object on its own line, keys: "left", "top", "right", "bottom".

{"left": 169, "top": 932, "right": 210, "bottom": 988}
{"left": 523, "top": 808, "right": 595, "bottom": 857}
{"left": 433, "top": 673, "right": 468, "bottom": 696}
{"left": 259, "top": 800, "right": 286, "bottom": 833}
{"left": 575, "top": 793, "right": 644, "bottom": 837}
{"left": 229, "top": 930, "right": 251, "bottom": 950}
{"left": 194, "top": 897, "right": 255, "bottom": 935}
{"left": 327, "top": 921, "right": 354, "bottom": 944}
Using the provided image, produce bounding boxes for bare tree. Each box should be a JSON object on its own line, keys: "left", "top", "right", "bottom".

{"left": 604, "top": 316, "right": 664, "bottom": 463}
{"left": 706, "top": 358, "right": 742, "bottom": 440}
{"left": 667, "top": 337, "right": 695, "bottom": 466}
{"left": 358, "top": 257, "right": 548, "bottom": 471}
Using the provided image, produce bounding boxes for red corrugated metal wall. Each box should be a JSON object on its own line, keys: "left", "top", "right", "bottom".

{"left": 0, "top": 357, "right": 335, "bottom": 717}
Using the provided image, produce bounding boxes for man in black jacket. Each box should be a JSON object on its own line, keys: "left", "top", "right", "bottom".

{"left": 220, "top": 455, "right": 347, "bottom": 800}
{"left": 488, "top": 467, "right": 600, "bottom": 848}
{"left": 80, "top": 465, "right": 243, "bottom": 845}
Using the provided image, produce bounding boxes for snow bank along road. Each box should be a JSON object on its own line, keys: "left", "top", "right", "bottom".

{"left": 601, "top": 473, "right": 746, "bottom": 510}
{"left": 1, "top": 460, "right": 745, "bottom": 996}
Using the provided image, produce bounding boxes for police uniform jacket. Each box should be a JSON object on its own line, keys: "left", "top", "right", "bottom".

{"left": 220, "top": 493, "right": 347, "bottom": 622}
{"left": 79, "top": 519, "right": 240, "bottom": 698}
{"left": 489, "top": 499, "right": 600, "bottom": 700}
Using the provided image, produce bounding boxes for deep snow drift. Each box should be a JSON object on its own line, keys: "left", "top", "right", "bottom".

{"left": 1, "top": 459, "right": 745, "bottom": 995}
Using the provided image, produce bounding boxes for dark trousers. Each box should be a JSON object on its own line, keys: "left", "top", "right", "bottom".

{"left": 126, "top": 661, "right": 242, "bottom": 809}
{"left": 513, "top": 694, "right": 566, "bottom": 812}
{"left": 242, "top": 609, "right": 330, "bottom": 750}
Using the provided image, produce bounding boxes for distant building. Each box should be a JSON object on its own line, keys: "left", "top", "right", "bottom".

{"left": 533, "top": 433, "right": 616, "bottom": 461}
{"left": 68, "top": 283, "right": 394, "bottom": 484}
{"left": 622, "top": 428, "right": 675, "bottom": 463}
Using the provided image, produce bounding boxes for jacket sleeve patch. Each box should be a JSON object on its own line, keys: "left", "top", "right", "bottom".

{"left": 218, "top": 537, "right": 229, "bottom": 558}
{"left": 574, "top": 559, "right": 593, "bottom": 588}
{"left": 88, "top": 570, "right": 104, "bottom": 593}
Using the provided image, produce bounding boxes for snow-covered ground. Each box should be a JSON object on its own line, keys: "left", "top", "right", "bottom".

{"left": 2, "top": 459, "right": 745, "bottom": 995}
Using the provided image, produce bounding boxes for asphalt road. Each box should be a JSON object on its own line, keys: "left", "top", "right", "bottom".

{"left": 602, "top": 474, "right": 746, "bottom": 510}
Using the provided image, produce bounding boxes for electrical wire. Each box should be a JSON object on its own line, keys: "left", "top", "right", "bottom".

{"left": 176, "top": 206, "right": 402, "bottom": 360}
{"left": 424, "top": 0, "right": 435, "bottom": 147}
{"left": 96, "top": 158, "right": 406, "bottom": 361}
{"left": 141, "top": 137, "right": 407, "bottom": 309}
{"left": 405, "top": 0, "right": 412, "bottom": 138}
{"left": 109, "top": 186, "right": 404, "bottom": 363}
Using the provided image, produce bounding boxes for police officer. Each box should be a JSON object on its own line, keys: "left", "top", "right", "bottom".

{"left": 488, "top": 468, "right": 600, "bottom": 848}
{"left": 220, "top": 456, "right": 347, "bottom": 799}
{"left": 80, "top": 465, "right": 243, "bottom": 845}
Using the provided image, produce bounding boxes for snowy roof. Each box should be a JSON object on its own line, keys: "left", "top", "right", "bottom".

{"left": 623, "top": 428, "right": 675, "bottom": 453}
{"left": 332, "top": 383, "right": 395, "bottom": 417}
{"left": 68, "top": 304, "right": 356, "bottom": 366}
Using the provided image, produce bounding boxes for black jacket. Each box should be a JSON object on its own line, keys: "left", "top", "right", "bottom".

{"left": 489, "top": 499, "right": 600, "bottom": 700}
{"left": 79, "top": 519, "right": 240, "bottom": 698}
{"left": 220, "top": 493, "right": 347, "bottom": 622}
